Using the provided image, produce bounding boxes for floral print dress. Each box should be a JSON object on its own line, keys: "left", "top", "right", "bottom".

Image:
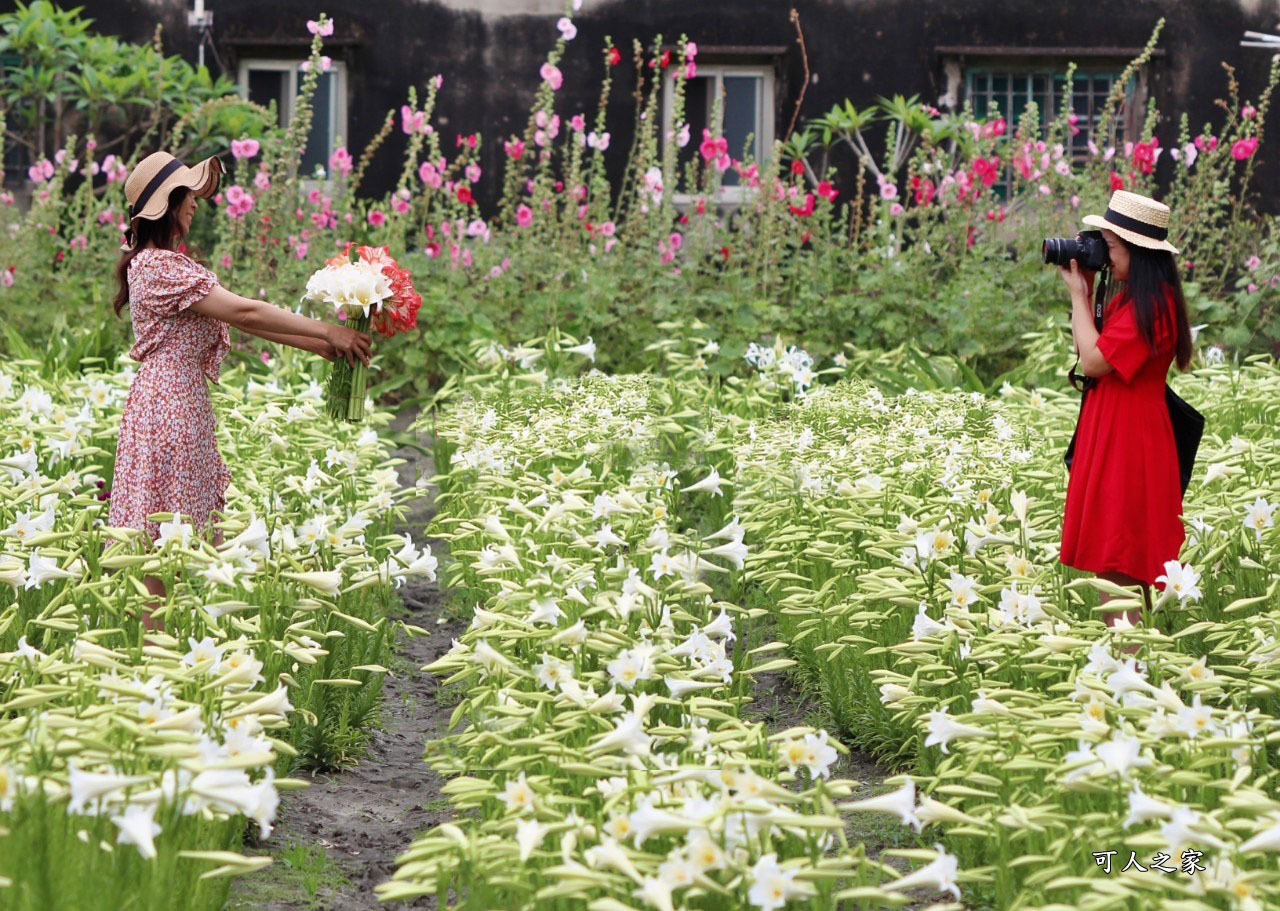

{"left": 108, "top": 248, "right": 231, "bottom": 543}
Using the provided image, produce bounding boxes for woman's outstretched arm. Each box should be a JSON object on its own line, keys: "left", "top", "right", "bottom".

{"left": 190, "top": 285, "right": 370, "bottom": 366}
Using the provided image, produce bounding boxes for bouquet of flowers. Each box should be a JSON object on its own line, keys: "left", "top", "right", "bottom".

{"left": 303, "top": 243, "right": 421, "bottom": 422}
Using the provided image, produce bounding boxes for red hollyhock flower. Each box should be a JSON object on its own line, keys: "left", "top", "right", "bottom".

{"left": 1109, "top": 172, "right": 1124, "bottom": 192}
{"left": 816, "top": 181, "right": 838, "bottom": 201}
{"left": 660, "top": 50, "right": 671, "bottom": 68}
{"left": 801, "top": 230, "right": 811, "bottom": 245}
{"left": 456, "top": 186, "right": 475, "bottom": 206}
{"left": 790, "top": 159, "right": 804, "bottom": 176}
{"left": 607, "top": 47, "right": 621, "bottom": 66}
{"left": 719, "top": 245, "right": 730, "bottom": 262}
{"left": 695, "top": 198, "right": 706, "bottom": 215}
{"left": 789, "top": 193, "right": 815, "bottom": 217}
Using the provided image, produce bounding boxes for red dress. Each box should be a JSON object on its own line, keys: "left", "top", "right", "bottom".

{"left": 108, "top": 248, "right": 231, "bottom": 543}
{"left": 1059, "top": 289, "right": 1185, "bottom": 588}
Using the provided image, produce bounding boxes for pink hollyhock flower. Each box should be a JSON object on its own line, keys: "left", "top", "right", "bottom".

{"left": 668, "top": 231, "right": 683, "bottom": 251}
{"left": 225, "top": 185, "right": 249, "bottom": 206}
{"left": 505, "top": 139, "right": 525, "bottom": 160}
{"left": 686, "top": 62, "right": 696, "bottom": 80}
{"left": 557, "top": 17, "right": 576, "bottom": 40}
{"left": 28, "top": 159, "right": 54, "bottom": 182}
{"left": 889, "top": 202, "right": 905, "bottom": 216}
{"left": 1248, "top": 282, "right": 1259, "bottom": 292}
{"left": 1243, "top": 104, "right": 1257, "bottom": 119}
{"left": 368, "top": 210, "right": 386, "bottom": 226}
{"left": 253, "top": 170, "right": 270, "bottom": 190}
{"left": 401, "top": 105, "right": 426, "bottom": 135}
{"left": 466, "top": 163, "right": 482, "bottom": 183}
{"left": 1070, "top": 194, "right": 1080, "bottom": 208}
{"left": 540, "top": 63, "right": 563, "bottom": 91}
{"left": 306, "top": 19, "right": 334, "bottom": 37}
{"left": 675, "top": 123, "right": 690, "bottom": 148}
{"left": 1067, "top": 113, "right": 1080, "bottom": 137}
{"left": 220, "top": 254, "right": 232, "bottom": 269}
{"left": 1246, "top": 255, "right": 1262, "bottom": 270}
{"left": 1232, "top": 137, "right": 1259, "bottom": 160}
{"left": 69, "top": 234, "right": 88, "bottom": 251}
{"left": 1, "top": 267, "right": 13, "bottom": 287}
{"left": 467, "top": 218, "right": 488, "bottom": 238}
{"left": 392, "top": 197, "right": 410, "bottom": 214}
{"left": 329, "top": 147, "right": 353, "bottom": 176}
{"left": 418, "top": 161, "right": 442, "bottom": 188}
{"left": 1181, "top": 143, "right": 1198, "bottom": 168}
{"left": 535, "top": 110, "right": 550, "bottom": 129}
{"left": 295, "top": 243, "right": 308, "bottom": 259}
{"left": 516, "top": 204, "right": 534, "bottom": 228}
{"left": 534, "top": 130, "right": 548, "bottom": 148}
{"left": 424, "top": 242, "right": 440, "bottom": 258}
{"left": 570, "top": 114, "right": 586, "bottom": 132}
{"left": 600, "top": 220, "right": 616, "bottom": 237}
{"left": 231, "top": 138, "right": 260, "bottom": 159}
{"left": 587, "top": 131, "right": 610, "bottom": 151}
{"left": 878, "top": 181, "right": 898, "bottom": 201}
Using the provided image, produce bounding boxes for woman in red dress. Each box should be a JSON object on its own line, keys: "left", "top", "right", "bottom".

{"left": 110, "top": 151, "right": 373, "bottom": 630}
{"left": 1058, "top": 190, "right": 1194, "bottom": 630}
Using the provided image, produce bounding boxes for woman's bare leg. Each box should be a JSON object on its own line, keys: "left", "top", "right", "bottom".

{"left": 140, "top": 573, "right": 166, "bottom": 632}
{"left": 1098, "top": 571, "right": 1151, "bottom": 653}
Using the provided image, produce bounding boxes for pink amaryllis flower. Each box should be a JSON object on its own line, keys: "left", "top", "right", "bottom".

{"left": 540, "top": 63, "right": 563, "bottom": 91}
{"left": 516, "top": 204, "right": 534, "bottom": 228}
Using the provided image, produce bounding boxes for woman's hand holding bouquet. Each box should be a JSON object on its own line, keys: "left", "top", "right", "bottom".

{"left": 303, "top": 243, "right": 421, "bottom": 422}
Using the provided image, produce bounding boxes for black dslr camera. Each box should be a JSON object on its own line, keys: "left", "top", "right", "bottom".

{"left": 1042, "top": 230, "right": 1109, "bottom": 272}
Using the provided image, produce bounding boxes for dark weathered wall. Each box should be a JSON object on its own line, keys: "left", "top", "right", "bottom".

{"left": 9, "top": 0, "right": 1280, "bottom": 206}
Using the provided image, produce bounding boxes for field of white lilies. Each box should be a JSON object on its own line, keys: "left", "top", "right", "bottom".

{"left": 2, "top": 331, "right": 1280, "bottom": 911}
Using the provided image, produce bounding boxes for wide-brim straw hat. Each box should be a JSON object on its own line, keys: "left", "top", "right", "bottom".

{"left": 121, "top": 151, "right": 225, "bottom": 251}
{"left": 1082, "top": 189, "right": 1180, "bottom": 255}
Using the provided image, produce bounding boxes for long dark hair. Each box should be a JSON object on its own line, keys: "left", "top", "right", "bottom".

{"left": 1110, "top": 240, "right": 1193, "bottom": 371}
{"left": 112, "top": 185, "right": 191, "bottom": 318}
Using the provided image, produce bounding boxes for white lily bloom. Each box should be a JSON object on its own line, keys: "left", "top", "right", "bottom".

{"left": 885, "top": 844, "right": 961, "bottom": 900}
{"left": 681, "top": 467, "right": 724, "bottom": 497}
{"left": 839, "top": 778, "right": 920, "bottom": 831}
{"left": 747, "top": 852, "right": 801, "bottom": 911}
{"left": 499, "top": 772, "right": 536, "bottom": 814}
{"left": 1124, "top": 785, "right": 1179, "bottom": 827}
{"left": 157, "top": 518, "right": 194, "bottom": 550}
{"left": 1240, "top": 815, "right": 1280, "bottom": 853}
{"left": 590, "top": 711, "right": 652, "bottom": 756}
{"left": 515, "top": 816, "right": 548, "bottom": 861}
{"left": 702, "top": 537, "right": 748, "bottom": 571}
{"left": 25, "top": 550, "right": 78, "bottom": 589}
{"left": 562, "top": 336, "right": 597, "bottom": 362}
{"left": 1154, "top": 560, "right": 1202, "bottom": 603}
{"left": 923, "top": 706, "right": 991, "bottom": 754}
{"left": 68, "top": 763, "right": 149, "bottom": 814}
{"left": 111, "top": 802, "right": 162, "bottom": 859}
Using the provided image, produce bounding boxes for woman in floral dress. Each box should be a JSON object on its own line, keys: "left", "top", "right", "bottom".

{"left": 110, "top": 151, "right": 372, "bottom": 630}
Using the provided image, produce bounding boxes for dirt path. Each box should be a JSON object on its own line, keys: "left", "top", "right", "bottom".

{"left": 229, "top": 406, "right": 461, "bottom": 910}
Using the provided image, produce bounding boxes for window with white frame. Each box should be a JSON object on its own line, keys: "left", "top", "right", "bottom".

{"left": 662, "top": 62, "right": 775, "bottom": 202}
{"left": 238, "top": 59, "right": 347, "bottom": 177}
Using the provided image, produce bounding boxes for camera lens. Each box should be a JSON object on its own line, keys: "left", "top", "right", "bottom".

{"left": 1042, "top": 236, "right": 1080, "bottom": 267}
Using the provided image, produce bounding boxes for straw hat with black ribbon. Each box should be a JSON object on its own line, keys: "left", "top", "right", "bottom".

{"left": 121, "top": 151, "right": 225, "bottom": 251}
{"left": 1082, "top": 189, "right": 1180, "bottom": 256}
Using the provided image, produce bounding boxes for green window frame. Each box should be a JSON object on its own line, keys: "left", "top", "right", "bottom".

{"left": 965, "top": 67, "right": 1135, "bottom": 197}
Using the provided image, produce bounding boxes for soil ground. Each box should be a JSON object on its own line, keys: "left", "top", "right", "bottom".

{"left": 230, "top": 405, "right": 921, "bottom": 910}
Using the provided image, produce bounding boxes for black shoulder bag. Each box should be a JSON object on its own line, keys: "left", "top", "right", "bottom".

{"left": 1064, "top": 274, "right": 1204, "bottom": 495}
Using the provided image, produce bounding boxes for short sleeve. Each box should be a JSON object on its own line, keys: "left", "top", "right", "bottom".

{"left": 1095, "top": 301, "right": 1150, "bottom": 384}
{"left": 137, "top": 253, "right": 218, "bottom": 318}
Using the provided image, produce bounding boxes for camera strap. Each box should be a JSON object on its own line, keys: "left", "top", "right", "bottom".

{"left": 1067, "top": 268, "right": 1109, "bottom": 393}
